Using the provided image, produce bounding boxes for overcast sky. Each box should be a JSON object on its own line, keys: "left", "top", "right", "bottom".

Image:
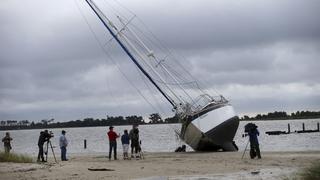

{"left": 1, "top": 0, "right": 320, "bottom": 122}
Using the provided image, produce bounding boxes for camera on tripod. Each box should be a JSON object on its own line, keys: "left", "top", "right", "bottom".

{"left": 242, "top": 123, "right": 258, "bottom": 137}
{"left": 48, "top": 131, "right": 54, "bottom": 139}
{"left": 245, "top": 123, "right": 258, "bottom": 132}
{"left": 44, "top": 130, "right": 57, "bottom": 163}
{"left": 241, "top": 122, "right": 259, "bottom": 159}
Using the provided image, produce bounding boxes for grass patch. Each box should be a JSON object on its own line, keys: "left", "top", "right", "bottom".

{"left": 0, "top": 151, "right": 33, "bottom": 163}
{"left": 300, "top": 162, "right": 320, "bottom": 180}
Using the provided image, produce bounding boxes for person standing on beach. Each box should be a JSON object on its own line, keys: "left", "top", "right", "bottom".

{"left": 37, "top": 130, "right": 50, "bottom": 162}
{"left": 121, "top": 129, "right": 130, "bottom": 160}
{"left": 59, "top": 130, "right": 68, "bottom": 161}
{"left": 248, "top": 125, "right": 261, "bottom": 159}
{"left": 2, "top": 132, "right": 13, "bottom": 153}
{"left": 129, "top": 124, "right": 140, "bottom": 158}
{"left": 107, "top": 126, "right": 119, "bottom": 160}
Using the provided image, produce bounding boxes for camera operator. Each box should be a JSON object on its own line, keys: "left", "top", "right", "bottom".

{"left": 246, "top": 123, "right": 261, "bottom": 159}
{"left": 37, "top": 130, "right": 52, "bottom": 162}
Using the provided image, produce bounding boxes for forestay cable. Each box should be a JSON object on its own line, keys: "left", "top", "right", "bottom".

{"left": 74, "top": 0, "right": 162, "bottom": 115}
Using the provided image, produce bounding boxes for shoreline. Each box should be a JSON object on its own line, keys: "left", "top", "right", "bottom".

{"left": 1, "top": 151, "right": 319, "bottom": 179}
{"left": 1, "top": 118, "right": 319, "bottom": 131}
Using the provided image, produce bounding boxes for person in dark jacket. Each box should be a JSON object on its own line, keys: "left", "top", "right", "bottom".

{"left": 121, "top": 129, "right": 130, "bottom": 160}
{"left": 248, "top": 126, "right": 261, "bottom": 159}
{"left": 2, "top": 132, "right": 13, "bottom": 153}
{"left": 37, "top": 130, "right": 51, "bottom": 162}
{"left": 129, "top": 125, "right": 140, "bottom": 158}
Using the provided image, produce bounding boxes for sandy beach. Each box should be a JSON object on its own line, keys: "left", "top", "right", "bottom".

{"left": 0, "top": 151, "right": 319, "bottom": 179}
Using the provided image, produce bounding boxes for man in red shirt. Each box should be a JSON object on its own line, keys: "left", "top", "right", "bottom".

{"left": 107, "top": 126, "right": 119, "bottom": 160}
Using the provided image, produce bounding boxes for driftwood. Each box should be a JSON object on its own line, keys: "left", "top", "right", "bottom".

{"left": 88, "top": 168, "right": 115, "bottom": 171}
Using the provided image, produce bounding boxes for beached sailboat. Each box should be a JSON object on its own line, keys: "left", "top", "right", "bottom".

{"left": 85, "top": 0, "right": 239, "bottom": 151}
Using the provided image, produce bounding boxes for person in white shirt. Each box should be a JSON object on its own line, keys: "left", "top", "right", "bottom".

{"left": 59, "top": 130, "right": 68, "bottom": 161}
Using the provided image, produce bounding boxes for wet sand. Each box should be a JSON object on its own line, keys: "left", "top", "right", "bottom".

{"left": 0, "top": 151, "right": 319, "bottom": 179}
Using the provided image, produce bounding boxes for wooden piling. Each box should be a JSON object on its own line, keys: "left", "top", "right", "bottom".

{"left": 287, "top": 123, "right": 290, "bottom": 133}
{"left": 84, "top": 139, "right": 87, "bottom": 149}
{"left": 317, "top": 122, "right": 319, "bottom": 132}
{"left": 302, "top": 123, "right": 305, "bottom": 132}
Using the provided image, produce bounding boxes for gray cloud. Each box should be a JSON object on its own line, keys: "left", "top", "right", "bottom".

{"left": 0, "top": 0, "right": 319, "bottom": 122}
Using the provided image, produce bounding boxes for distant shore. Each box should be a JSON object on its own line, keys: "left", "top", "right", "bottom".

{"left": 0, "top": 151, "right": 319, "bottom": 179}
{"left": 239, "top": 117, "right": 320, "bottom": 121}
{"left": 1, "top": 117, "right": 320, "bottom": 131}
{"left": 1, "top": 110, "right": 320, "bottom": 131}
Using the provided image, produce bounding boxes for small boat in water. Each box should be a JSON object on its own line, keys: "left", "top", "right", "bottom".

{"left": 84, "top": 0, "right": 239, "bottom": 151}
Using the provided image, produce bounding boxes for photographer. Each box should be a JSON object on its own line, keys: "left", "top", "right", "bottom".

{"left": 246, "top": 123, "right": 261, "bottom": 159}
{"left": 37, "top": 130, "right": 52, "bottom": 162}
{"left": 129, "top": 124, "right": 141, "bottom": 159}
{"left": 2, "top": 132, "right": 13, "bottom": 154}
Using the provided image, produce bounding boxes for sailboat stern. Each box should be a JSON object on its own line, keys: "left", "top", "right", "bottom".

{"left": 180, "top": 104, "right": 239, "bottom": 151}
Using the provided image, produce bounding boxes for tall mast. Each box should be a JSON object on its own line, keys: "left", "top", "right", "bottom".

{"left": 85, "top": 0, "right": 176, "bottom": 108}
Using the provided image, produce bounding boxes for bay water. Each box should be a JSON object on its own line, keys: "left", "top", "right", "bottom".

{"left": 1, "top": 119, "right": 319, "bottom": 157}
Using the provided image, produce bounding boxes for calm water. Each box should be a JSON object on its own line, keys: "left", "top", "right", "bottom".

{"left": 1, "top": 119, "right": 319, "bottom": 156}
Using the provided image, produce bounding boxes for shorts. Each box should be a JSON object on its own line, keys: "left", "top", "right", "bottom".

{"left": 122, "top": 144, "right": 129, "bottom": 153}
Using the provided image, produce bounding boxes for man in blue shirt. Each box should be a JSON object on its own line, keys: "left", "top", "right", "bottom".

{"left": 59, "top": 130, "right": 68, "bottom": 161}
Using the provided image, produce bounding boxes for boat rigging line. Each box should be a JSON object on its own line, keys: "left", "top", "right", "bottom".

{"left": 85, "top": 0, "right": 178, "bottom": 108}
{"left": 108, "top": 0, "right": 210, "bottom": 104}
{"left": 81, "top": 0, "right": 240, "bottom": 152}
{"left": 82, "top": 0, "right": 226, "bottom": 113}
{"left": 74, "top": 0, "right": 164, "bottom": 115}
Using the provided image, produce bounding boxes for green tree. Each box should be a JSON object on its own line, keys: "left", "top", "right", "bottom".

{"left": 149, "top": 113, "right": 162, "bottom": 124}
{"left": 164, "top": 115, "right": 179, "bottom": 123}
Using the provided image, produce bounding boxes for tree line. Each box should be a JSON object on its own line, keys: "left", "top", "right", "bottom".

{"left": 0, "top": 113, "right": 179, "bottom": 131}
{"left": 1, "top": 110, "right": 319, "bottom": 130}
{"left": 240, "top": 110, "right": 320, "bottom": 121}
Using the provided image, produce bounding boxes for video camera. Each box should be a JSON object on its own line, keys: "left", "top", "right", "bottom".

{"left": 43, "top": 130, "right": 54, "bottom": 141}
{"left": 244, "top": 123, "right": 258, "bottom": 132}
{"left": 242, "top": 123, "right": 258, "bottom": 137}
{"left": 49, "top": 131, "right": 54, "bottom": 138}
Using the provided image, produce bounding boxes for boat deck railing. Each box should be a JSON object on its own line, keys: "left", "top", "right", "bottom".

{"left": 189, "top": 94, "right": 228, "bottom": 113}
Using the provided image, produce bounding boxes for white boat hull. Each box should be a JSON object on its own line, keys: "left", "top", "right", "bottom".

{"left": 180, "top": 104, "right": 239, "bottom": 151}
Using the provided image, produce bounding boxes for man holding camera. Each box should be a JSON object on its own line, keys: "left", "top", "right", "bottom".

{"left": 37, "top": 130, "right": 51, "bottom": 162}
{"left": 248, "top": 124, "right": 261, "bottom": 159}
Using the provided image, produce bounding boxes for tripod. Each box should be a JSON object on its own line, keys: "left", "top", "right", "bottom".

{"left": 45, "top": 140, "right": 57, "bottom": 163}
{"left": 241, "top": 139, "right": 250, "bottom": 159}
{"left": 138, "top": 140, "right": 144, "bottom": 159}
